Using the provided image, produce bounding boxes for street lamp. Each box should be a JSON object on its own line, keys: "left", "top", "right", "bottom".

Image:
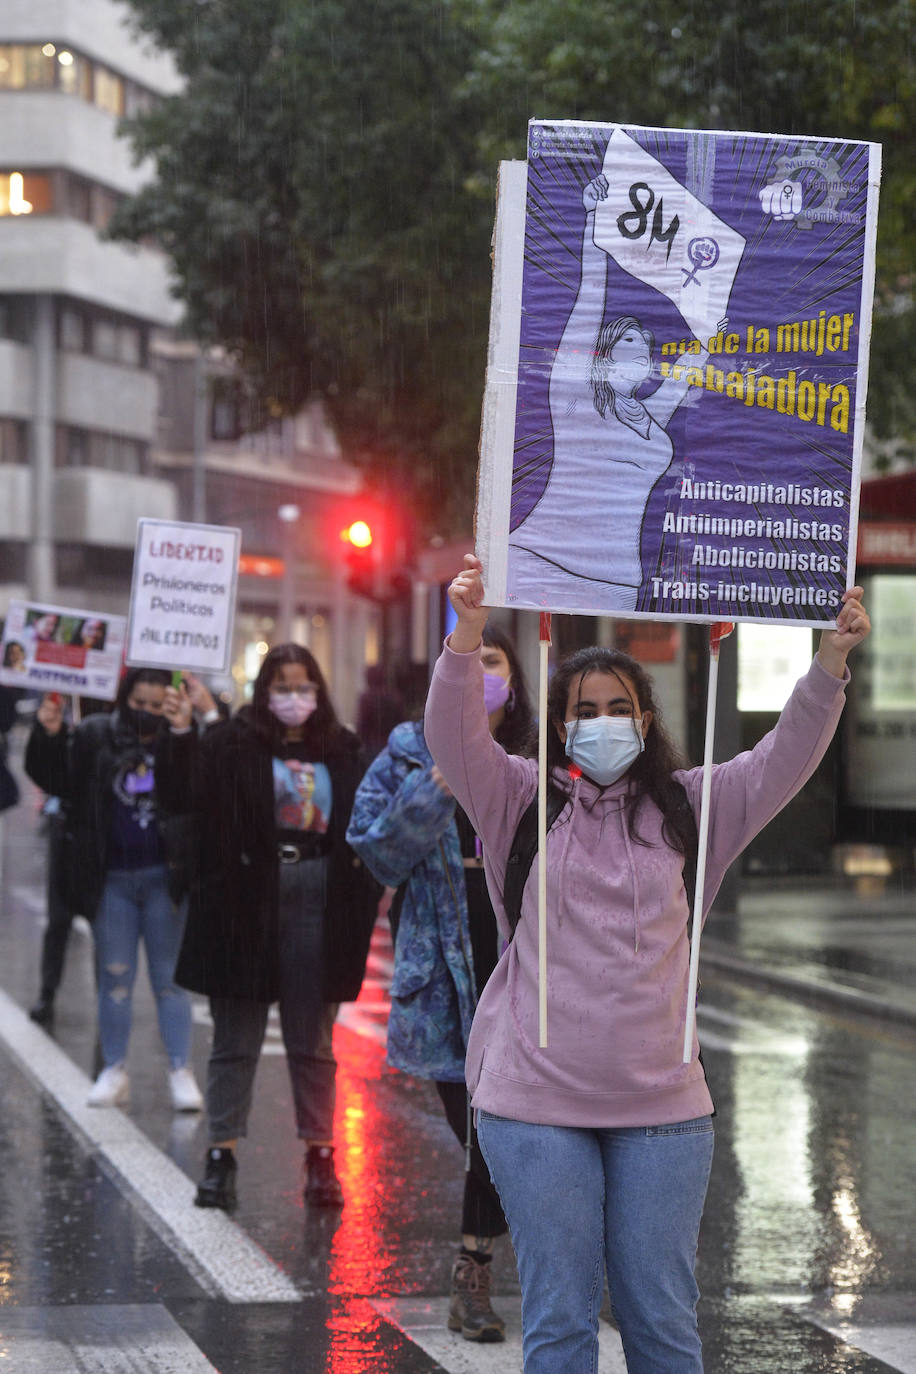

{"left": 278, "top": 503, "right": 300, "bottom": 642}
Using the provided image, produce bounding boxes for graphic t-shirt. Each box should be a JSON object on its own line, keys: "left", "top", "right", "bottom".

{"left": 108, "top": 752, "right": 164, "bottom": 869}
{"left": 272, "top": 747, "right": 332, "bottom": 834}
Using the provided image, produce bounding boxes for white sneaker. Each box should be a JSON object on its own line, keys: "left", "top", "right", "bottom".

{"left": 169, "top": 1066, "right": 203, "bottom": 1112}
{"left": 87, "top": 1065, "right": 129, "bottom": 1108}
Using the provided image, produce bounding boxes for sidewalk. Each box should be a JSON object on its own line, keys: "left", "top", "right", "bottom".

{"left": 701, "top": 869, "right": 916, "bottom": 1028}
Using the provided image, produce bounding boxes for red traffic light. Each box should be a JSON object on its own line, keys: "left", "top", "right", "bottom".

{"left": 340, "top": 520, "right": 373, "bottom": 549}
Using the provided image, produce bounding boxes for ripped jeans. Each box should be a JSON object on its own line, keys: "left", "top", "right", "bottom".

{"left": 94, "top": 864, "right": 192, "bottom": 1071}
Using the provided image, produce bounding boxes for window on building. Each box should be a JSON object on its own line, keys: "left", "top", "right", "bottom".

{"left": 56, "top": 50, "right": 91, "bottom": 100}
{"left": 90, "top": 183, "right": 121, "bottom": 231}
{"left": 210, "top": 377, "right": 244, "bottom": 441}
{"left": 58, "top": 426, "right": 90, "bottom": 468}
{"left": 0, "top": 45, "right": 55, "bottom": 89}
{"left": 63, "top": 174, "right": 92, "bottom": 223}
{"left": 0, "top": 171, "right": 53, "bottom": 216}
{"left": 93, "top": 65, "right": 124, "bottom": 116}
{"left": 59, "top": 305, "right": 87, "bottom": 352}
{"left": 0, "top": 418, "right": 28, "bottom": 464}
{"left": 92, "top": 319, "right": 119, "bottom": 362}
{"left": 116, "top": 324, "right": 143, "bottom": 367}
{"left": 0, "top": 296, "right": 31, "bottom": 343}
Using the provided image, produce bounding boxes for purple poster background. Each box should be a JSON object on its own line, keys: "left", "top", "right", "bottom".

{"left": 503, "top": 121, "right": 879, "bottom": 624}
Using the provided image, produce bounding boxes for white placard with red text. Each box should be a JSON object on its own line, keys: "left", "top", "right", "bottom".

{"left": 126, "top": 519, "right": 241, "bottom": 674}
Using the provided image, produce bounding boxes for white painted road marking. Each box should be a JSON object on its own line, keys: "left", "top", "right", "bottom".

{"left": 0, "top": 1305, "right": 217, "bottom": 1373}
{"left": 0, "top": 988, "right": 302, "bottom": 1304}
{"left": 371, "top": 1297, "right": 628, "bottom": 1372}
{"left": 807, "top": 1316, "right": 916, "bottom": 1372}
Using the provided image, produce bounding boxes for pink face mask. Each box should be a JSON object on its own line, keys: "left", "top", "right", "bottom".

{"left": 483, "top": 670, "right": 511, "bottom": 713}
{"left": 269, "top": 690, "right": 317, "bottom": 727}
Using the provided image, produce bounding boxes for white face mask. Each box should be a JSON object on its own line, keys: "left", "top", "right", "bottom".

{"left": 563, "top": 716, "right": 645, "bottom": 786}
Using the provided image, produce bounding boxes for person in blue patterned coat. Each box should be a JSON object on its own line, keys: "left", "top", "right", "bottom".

{"left": 347, "top": 624, "right": 533, "bottom": 1344}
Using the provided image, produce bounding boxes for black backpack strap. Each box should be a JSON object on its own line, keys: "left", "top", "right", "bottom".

{"left": 504, "top": 787, "right": 567, "bottom": 936}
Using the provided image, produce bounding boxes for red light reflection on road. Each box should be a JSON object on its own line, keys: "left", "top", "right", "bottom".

{"left": 325, "top": 919, "right": 400, "bottom": 1371}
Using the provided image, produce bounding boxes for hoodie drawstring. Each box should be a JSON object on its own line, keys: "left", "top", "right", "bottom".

{"left": 621, "top": 816, "right": 643, "bottom": 953}
{"left": 554, "top": 775, "right": 581, "bottom": 925}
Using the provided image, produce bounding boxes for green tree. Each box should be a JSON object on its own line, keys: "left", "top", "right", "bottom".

{"left": 456, "top": 0, "right": 916, "bottom": 460}
{"left": 112, "top": 0, "right": 493, "bottom": 528}
{"left": 115, "top": 0, "right": 916, "bottom": 537}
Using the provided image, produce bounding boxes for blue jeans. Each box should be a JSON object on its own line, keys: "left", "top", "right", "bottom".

{"left": 94, "top": 865, "right": 192, "bottom": 1071}
{"left": 477, "top": 1112, "right": 714, "bottom": 1374}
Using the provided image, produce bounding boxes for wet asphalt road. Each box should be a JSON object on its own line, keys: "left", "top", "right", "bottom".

{"left": 1, "top": 752, "right": 915, "bottom": 1372}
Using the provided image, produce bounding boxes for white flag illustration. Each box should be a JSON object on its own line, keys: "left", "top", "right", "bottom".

{"left": 593, "top": 127, "right": 745, "bottom": 342}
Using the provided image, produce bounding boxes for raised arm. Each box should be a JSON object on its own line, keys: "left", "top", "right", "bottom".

{"left": 550, "top": 176, "right": 611, "bottom": 391}
{"left": 685, "top": 587, "right": 870, "bottom": 908}
{"left": 425, "top": 556, "right": 535, "bottom": 856}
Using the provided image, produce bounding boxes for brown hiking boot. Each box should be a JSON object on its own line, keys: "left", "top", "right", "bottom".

{"left": 448, "top": 1252, "right": 506, "bottom": 1342}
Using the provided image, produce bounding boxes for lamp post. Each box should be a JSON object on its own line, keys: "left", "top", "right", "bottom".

{"left": 277, "top": 503, "right": 300, "bottom": 642}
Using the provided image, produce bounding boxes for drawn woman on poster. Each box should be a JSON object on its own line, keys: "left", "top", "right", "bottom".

{"left": 508, "top": 174, "right": 708, "bottom": 612}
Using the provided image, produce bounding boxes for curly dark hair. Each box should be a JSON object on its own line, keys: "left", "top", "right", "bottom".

{"left": 483, "top": 623, "right": 535, "bottom": 758}
{"left": 248, "top": 643, "right": 346, "bottom": 757}
{"left": 543, "top": 645, "right": 694, "bottom": 855}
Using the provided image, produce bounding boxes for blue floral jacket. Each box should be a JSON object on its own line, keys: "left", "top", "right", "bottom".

{"left": 346, "top": 720, "right": 476, "bottom": 1081}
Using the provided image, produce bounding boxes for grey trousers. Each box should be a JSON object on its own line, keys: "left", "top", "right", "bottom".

{"left": 206, "top": 856, "right": 339, "bottom": 1143}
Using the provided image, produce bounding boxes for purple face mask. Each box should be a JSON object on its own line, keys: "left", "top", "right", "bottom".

{"left": 269, "top": 690, "right": 317, "bottom": 728}
{"left": 483, "top": 670, "right": 511, "bottom": 714}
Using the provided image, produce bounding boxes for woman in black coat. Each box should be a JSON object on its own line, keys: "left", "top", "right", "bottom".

{"left": 158, "top": 643, "right": 380, "bottom": 1211}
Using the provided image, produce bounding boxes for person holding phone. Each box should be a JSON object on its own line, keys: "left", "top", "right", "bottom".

{"left": 25, "top": 670, "right": 215, "bottom": 1108}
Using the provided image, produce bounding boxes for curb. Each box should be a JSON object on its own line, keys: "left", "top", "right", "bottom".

{"left": 700, "top": 942, "right": 916, "bottom": 1031}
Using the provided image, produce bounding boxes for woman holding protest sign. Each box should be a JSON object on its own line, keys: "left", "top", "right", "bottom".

{"left": 25, "top": 668, "right": 211, "bottom": 1110}
{"left": 426, "top": 553, "right": 869, "bottom": 1374}
{"left": 347, "top": 624, "right": 534, "bottom": 1343}
{"left": 158, "top": 644, "right": 380, "bottom": 1212}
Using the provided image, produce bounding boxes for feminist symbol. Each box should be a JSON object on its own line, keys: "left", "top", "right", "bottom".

{"left": 681, "top": 236, "right": 720, "bottom": 286}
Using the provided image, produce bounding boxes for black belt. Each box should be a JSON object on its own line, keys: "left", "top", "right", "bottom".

{"left": 277, "top": 835, "right": 332, "bottom": 864}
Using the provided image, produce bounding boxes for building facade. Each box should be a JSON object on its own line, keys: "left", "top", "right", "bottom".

{"left": 0, "top": 1, "right": 382, "bottom": 723}
{"left": 0, "top": 0, "right": 182, "bottom": 609}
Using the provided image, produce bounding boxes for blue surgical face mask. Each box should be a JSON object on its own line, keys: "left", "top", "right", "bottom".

{"left": 563, "top": 716, "right": 645, "bottom": 786}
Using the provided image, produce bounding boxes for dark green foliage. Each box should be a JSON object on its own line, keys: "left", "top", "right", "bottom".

{"left": 113, "top": 0, "right": 916, "bottom": 535}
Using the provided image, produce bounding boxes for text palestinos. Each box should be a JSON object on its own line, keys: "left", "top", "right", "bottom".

{"left": 657, "top": 364, "right": 850, "bottom": 433}
{"left": 139, "top": 628, "right": 220, "bottom": 648}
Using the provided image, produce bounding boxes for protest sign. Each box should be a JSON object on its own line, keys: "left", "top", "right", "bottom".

{"left": 478, "top": 120, "right": 881, "bottom": 625}
{"left": 0, "top": 601, "right": 126, "bottom": 699}
{"left": 126, "top": 519, "right": 240, "bottom": 674}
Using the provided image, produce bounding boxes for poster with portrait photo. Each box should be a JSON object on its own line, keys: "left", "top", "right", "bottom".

{"left": 0, "top": 600, "right": 126, "bottom": 699}
{"left": 477, "top": 120, "right": 882, "bottom": 626}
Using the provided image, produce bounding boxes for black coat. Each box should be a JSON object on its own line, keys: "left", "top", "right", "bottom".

{"left": 24, "top": 712, "right": 196, "bottom": 919}
{"left": 154, "top": 712, "right": 381, "bottom": 1003}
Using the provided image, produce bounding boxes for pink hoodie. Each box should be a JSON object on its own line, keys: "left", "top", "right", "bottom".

{"left": 424, "top": 642, "right": 848, "bottom": 1128}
